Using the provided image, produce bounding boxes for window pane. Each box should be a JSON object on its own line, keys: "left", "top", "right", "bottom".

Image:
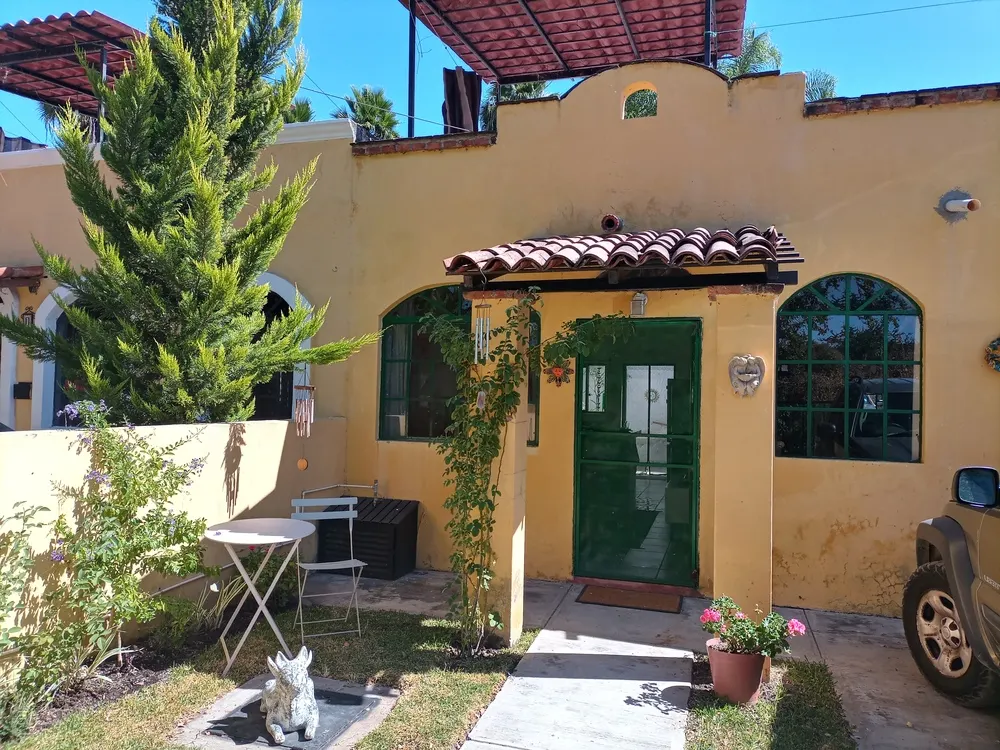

{"left": 813, "top": 276, "right": 847, "bottom": 310}
{"left": 777, "top": 315, "right": 807, "bottom": 360}
{"left": 887, "top": 365, "right": 920, "bottom": 412}
{"left": 783, "top": 289, "right": 829, "bottom": 312}
{"left": 777, "top": 364, "right": 807, "bottom": 406}
{"left": 382, "top": 323, "right": 412, "bottom": 361}
{"left": 583, "top": 365, "right": 607, "bottom": 413}
{"left": 848, "top": 316, "right": 884, "bottom": 360}
{"left": 850, "top": 276, "right": 885, "bottom": 310}
{"left": 875, "top": 288, "right": 917, "bottom": 312}
{"left": 385, "top": 285, "right": 468, "bottom": 319}
{"left": 887, "top": 413, "right": 920, "bottom": 462}
{"left": 811, "top": 315, "right": 846, "bottom": 360}
{"left": 848, "top": 365, "right": 884, "bottom": 410}
{"left": 812, "top": 411, "right": 845, "bottom": 458}
{"left": 776, "top": 411, "right": 807, "bottom": 457}
{"left": 381, "top": 400, "right": 407, "bottom": 439}
{"left": 405, "top": 396, "right": 451, "bottom": 438}
{"left": 811, "top": 364, "right": 846, "bottom": 407}
{"left": 888, "top": 315, "right": 919, "bottom": 361}
{"left": 847, "top": 410, "right": 885, "bottom": 460}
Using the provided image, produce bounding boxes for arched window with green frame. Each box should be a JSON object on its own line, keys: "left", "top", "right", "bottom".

{"left": 379, "top": 286, "right": 470, "bottom": 440}
{"left": 775, "top": 274, "right": 921, "bottom": 462}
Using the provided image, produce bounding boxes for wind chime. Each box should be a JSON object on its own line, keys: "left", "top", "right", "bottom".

{"left": 294, "top": 384, "right": 315, "bottom": 439}
{"left": 473, "top": 302, "right": 492, "bottom": 364}
{"left": 473, "top": 302, "right": 492, "bottom": 412}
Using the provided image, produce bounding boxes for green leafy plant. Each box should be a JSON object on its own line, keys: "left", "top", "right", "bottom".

{"left": 423, "top": 292, "right": 631, "bottom": 655}
{"left": 0, "top": 501, "right": 48, "bottom": 651}
{"left": 0, "top": 688, "right": 37, "bottom": 743}
{"left": 15, "top": 400, "right": 211, "bottom": 706}
{"left": 0, "top": 0, "right": 377, "bottom": 424}
{"left": 240, "top": 546, "right": 299, "bottom": 611}
{"left": 700, "top": 595, "right": 807, "bottom": 658}
{"left": 151, "top": 574, "right": 246, "bottom": 649}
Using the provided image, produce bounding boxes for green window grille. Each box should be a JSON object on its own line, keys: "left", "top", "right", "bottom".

{"left": 527, "top": 310, "right": 541, "bottom": 446}
{"left": 775, "top": 274, "right": 922, "bottom": 462}
{"left": 379, "top": 286, "right": 470, "bottom": 440}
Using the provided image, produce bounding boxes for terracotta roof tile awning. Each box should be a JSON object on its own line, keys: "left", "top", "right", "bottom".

{"left": 0, "top": 11, "right": 140, "bottom": 117}
{"left": 443, "top": 226, "right": 801, "bottom": 277}
{"left": 0, "top": 265, "right": 45, "bottom": 290}
{"left": 402, "top": 0, "right": 747, "bottom": 84}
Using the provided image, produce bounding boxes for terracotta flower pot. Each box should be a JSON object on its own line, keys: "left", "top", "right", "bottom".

{"left": 706, "top": 638, "right": 765, "bottom": 705}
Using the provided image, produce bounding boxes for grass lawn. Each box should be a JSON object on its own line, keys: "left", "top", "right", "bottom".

{"left": 685, "top": 657, "right": 857, "bottom": 750}
{"left": 11, "top": 607, "right": 535, "bottom": 750}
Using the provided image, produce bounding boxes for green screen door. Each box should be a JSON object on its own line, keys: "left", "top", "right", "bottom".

{"left": 574, "top": 319, "right": 700, "bottom": 587}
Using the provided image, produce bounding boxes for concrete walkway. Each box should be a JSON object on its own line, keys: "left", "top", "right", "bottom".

{"left": 310, "top": 571, "right": 1000, "bottom": 749}
{"left": 463, "top": 585, "right": 698, "bottom": 750}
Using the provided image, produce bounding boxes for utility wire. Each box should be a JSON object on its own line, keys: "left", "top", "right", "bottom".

{"left": 0, "top": 95, "right": 46, "bottom": 145}
{"left": 714, "top": 0, "right": 1000, "bottom": 37}
{"left": 298, "top": 72, "right": 472, "bottom": 133}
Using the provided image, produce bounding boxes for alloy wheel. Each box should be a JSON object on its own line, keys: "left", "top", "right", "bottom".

{"left": 916, "top": 589, "right": 973, "bottom": 678}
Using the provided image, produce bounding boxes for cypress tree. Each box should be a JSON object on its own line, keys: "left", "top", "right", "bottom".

{"left": 0, "top": 0, "right": 376, "bottom": 424}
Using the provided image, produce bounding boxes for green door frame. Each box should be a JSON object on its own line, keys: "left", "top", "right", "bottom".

{"left": 571, "top": 318, "right": 702, "bottom": 586}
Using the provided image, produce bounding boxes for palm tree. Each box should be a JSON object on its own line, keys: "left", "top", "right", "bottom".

{"left": 479, "top": 81, "right": 549, "bottom": 132}
{"left": 332, "top": 85, "right": 399, "bottom": 141}
{"left": 717, "top": 25, "right": 782, "bottom": 79}
{"left": 38, "top": 101, "right": 97, "bottom": 142}
{"left": 283, "top": 97, "right": 314, "bottom": 123}
{"left": 805, "top": 70, "right": 838, "bottom": 102}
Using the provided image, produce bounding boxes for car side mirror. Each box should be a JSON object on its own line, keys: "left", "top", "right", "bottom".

{"left": 952, "top": 467, "right": 1000, "bottom": 508}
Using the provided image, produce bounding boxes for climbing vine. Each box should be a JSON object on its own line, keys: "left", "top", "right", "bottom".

{"left": 422, "top": 291, "right": 632, "bottom": 654}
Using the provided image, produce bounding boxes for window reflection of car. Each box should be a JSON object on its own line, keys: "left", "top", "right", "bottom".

{"left": 848, "top": 378, "right": 915, "bottom": 460}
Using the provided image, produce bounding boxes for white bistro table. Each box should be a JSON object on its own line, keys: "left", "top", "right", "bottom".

{"left": 204, "top": 517, "right": 315, "bottom": 676}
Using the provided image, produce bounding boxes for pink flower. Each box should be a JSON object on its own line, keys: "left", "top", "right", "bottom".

{"left": 700, "top": 608, "right": 722, "bottom": 625}
{"left": 734, "top": 612, "right": 747, "bottom": 620}
{"left": 787, "top": 618, "right": 807, "bottom": 637}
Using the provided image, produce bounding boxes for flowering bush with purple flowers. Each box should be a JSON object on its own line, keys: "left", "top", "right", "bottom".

{"left": 13, "top": 401, "right": 212, "bottom": 707}
{"left": 700, "top": 595, "right": 806, "bottom": 657}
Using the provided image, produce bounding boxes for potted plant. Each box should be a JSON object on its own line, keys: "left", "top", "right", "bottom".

{"left": 700, "top": 595, "right": 807, "bottom": 704}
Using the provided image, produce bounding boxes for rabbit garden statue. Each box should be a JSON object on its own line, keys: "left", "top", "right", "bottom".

{"left": 260, "top": 646, "right": 319, "bottom": 744}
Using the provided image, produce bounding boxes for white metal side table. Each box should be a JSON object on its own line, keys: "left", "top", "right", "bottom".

{"left": 204, "top": 517, "right": 315, "bottom": 676}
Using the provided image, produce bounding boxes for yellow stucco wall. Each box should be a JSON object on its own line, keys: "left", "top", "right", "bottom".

{"left": 0, "top": 418, "right": 346, "bottom": 643}
{"left": 2, "top": 61, "right": 1000, "bottom": 615}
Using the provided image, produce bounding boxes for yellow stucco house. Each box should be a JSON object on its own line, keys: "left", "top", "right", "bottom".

{"left": 1, "top": 61, "right": 998, "bottom": 642}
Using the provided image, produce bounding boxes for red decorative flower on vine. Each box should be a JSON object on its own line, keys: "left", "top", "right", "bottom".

{"left": 544, "top": 364, "right": 574, "bottom": 387}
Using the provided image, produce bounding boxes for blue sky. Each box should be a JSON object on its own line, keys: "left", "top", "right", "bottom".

{"left": 2, "top": 0, "right": 1000, "bottom": 142}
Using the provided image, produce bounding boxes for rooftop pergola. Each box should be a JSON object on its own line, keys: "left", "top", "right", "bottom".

{"left": 399, "top": 0, "right": 747, "bottom": 135}
{"left": 0, "top": 11, "right": 139, "bottom": 119}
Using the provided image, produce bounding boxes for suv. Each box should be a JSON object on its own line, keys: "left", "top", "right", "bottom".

{"left": 903, "top": 466, "right": 1000, "bottom": 707}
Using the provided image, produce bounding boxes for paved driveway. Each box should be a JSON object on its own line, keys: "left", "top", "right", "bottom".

{"left": 781, "top": 607, "right": 1000, "bottom": 749}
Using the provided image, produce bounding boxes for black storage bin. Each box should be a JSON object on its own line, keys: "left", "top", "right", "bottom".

{"left": 317, "top": 498, "right": 418, "bottom": 580}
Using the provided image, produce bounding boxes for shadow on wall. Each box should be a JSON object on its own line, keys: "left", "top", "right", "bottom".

{"left": 226, "top": 422, "right": 247, "bottom": 516}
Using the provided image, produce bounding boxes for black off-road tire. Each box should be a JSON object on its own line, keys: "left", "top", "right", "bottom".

{"left": 902, "top": 561, "right": 1000, "bottom": 708}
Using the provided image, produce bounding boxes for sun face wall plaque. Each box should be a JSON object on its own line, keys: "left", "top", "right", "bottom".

{"left": 729, "top": 355, "right": 765, "bottom": 397}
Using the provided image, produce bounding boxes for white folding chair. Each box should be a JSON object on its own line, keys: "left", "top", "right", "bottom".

{"left": 291, "top": 496, "right": 366, "bottom": 643}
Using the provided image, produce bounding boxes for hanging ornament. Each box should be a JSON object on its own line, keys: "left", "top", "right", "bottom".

{"left": 544, "top": 364, "right": 574, "bottom": 386}
{"left": 474, "top": 302, "right": 492, "bottom": 364}
{"left": 293, "top": 384, "right": 315, "bottom": 438}
{"left": 476, "top": 389, "right": 487, "bottom": 411}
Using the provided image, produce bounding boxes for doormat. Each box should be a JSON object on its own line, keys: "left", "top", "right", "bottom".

{"left": 576, "top": 585, "right": 682, "bottom": 614}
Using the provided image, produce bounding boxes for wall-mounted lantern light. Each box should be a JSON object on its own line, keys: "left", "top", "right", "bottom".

{"left": 631, "top": 292, "right": 647, "bottom": 318}
{"left": 20, "top": 306, "right": 35, "bottom": 326}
